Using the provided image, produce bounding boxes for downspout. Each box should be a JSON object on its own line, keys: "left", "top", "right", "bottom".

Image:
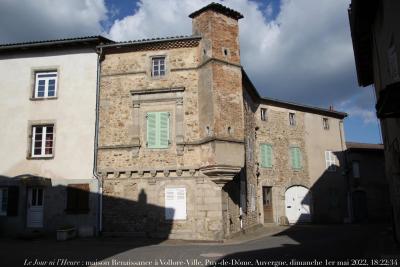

{"left": 93, "top": 46, "right": 103, "bottom": 235}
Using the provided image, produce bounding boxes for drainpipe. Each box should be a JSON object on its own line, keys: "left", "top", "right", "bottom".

{"left": 93, "top": 46, "right": 103, "bottom": 235}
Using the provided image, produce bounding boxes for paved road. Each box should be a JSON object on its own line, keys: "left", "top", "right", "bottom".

{"left": 0, "top": 224, "right": 398, "bottom": 267}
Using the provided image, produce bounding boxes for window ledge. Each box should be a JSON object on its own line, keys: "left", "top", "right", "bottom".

{"left": 30, "top": 97, "right": 58, "bottom": 101}
{"left": 27, "top": 156, "right": 54, "bottom": 160}
{"left": 150, "top": 75, "right": 167, "bottom": 80}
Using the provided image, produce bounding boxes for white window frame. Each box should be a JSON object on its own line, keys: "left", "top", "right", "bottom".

{"left": 31, "top": 125, "right": 54, "bottom": 158}
{"left": 0, "top": 188, "right": 8, "bottom": 216}
{"left": 325, "top": 150, "right": 336, "bottom": 172}
{"left": 323, "top": 117, "right": 329, "bottom": 130}
{"left": 151, "top": 57, "right": 166, "bottom": 77}
{"left": 165, "top": 187, "right": 187, "bottom": 220}
{"left": 352, "top": 161, "right": 360, "bottom": 178}
{"left": 260, "top": 108, "right": 267, "bottom": 121}
{"left": 289, "top": 112, "right": 296, "bottom": 126}
{"left": 34, "top": 71, "right": 58, "bottom": 98}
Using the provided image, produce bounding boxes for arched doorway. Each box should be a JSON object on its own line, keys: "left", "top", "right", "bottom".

{"left": 285, "top": 186, "right": 312, "bottom": 223}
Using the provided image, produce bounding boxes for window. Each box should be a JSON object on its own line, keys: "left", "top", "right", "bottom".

{"left": 165, "top": 187, "right": 186, "bottom": 220}
{"left": 260, "top": 108, "right": 267, "bottom": 121}
{"left": 31, "top": 125, "right": 54, "bottom": 157}
{"left": 147, "top": 112, "right": 170, "bottom": 149}
{"left": 66, "top": 184, "right": 89, "bottom": 214}
{"left": 323, "top": 118, "right": 329, "bottom": 130}
{"left": 325, "top": 150, "right": 336, "bottom": 171}
{"left": 260, "top": 144, "right": 273, "bottom": 168}
{"left": 289, "top": 113, "right": 296, "bottom": 126}
{"left": 352, "top": 161, "right": 360, "bottom": 178}
{"left": 34, "top": 71, "right": 57, "bottom": 98}
{"left": 152, "top": 57, "right": 166, "bottom": 77}
{"left": 290, "top": 147, "right": 302, "bottom": 170}
{"left": 0, "top": 188, "right": 8, "bottom": 216}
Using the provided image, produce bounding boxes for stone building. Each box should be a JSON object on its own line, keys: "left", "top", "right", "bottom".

{"left": 243, "top": 76, "right": 348, "bottom": 225}
{"left": 0, "top": 36, "right": 112, "bottom": 236}
{"left": 97, "top": 3, "right": 348, "bottom": 240}
{"left": 349, "top": 0, "right": 400, "bottom": 241}
{"left": 345, "top": 142, "right": 391, "bottom": 223}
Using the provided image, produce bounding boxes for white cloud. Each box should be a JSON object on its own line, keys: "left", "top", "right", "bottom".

{"left": 337, "top": 88, "right": 378, "bottom": 124}
{"left": 0, "top": 0, "right": 107, "bottom": 43}
{"left": 0, "top": 0, "right": 376, "bottom": 126}
{"left": 108, "top": 0, "right": 373, "bottom": 123}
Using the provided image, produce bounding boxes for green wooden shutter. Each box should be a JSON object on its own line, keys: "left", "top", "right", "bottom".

{"left": 158, "top": 112, "right": 169, "bottom": 148}
{"left": 261, "top": 144, "right": 272, "bottom": 168}
{"left": 296, "top": 148, "right": 302, "bottom": 169}
{"left": 147, "top": 112, "right": 157, "bottom": 148}
{"left": 291, "top": 147, "right": 302, "bottom": 169}
{"left": 290, "top": 148, "right": 296, "bottom": 169}
{"left": 147, "top": 112, "right": 169, "bottom": 149}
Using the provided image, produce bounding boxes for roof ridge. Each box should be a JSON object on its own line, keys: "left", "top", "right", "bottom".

{"left": 114, "top": 35, "right": 200, "bottom": 45}
{"left": 0, "top": 35, "right": 112, "bottom": 47}
{"left": 189, "top": 2, "right": 244, "bottom": 20}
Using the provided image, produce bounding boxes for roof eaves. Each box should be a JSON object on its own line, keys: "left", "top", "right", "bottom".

{"left": 189, "top": 2, "right": 244, "bottom": 20}
{"left": 0, "top": 36, "right": 113, "bottom": 51}
{"left": 259, "top": 96, "right": 348, "bottom": 118}
{"left": 99, "top": 35, "right": 202, "bottom": 49}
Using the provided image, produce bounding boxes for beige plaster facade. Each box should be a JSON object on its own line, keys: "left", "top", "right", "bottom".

{"left": 0, "top": 38, "right": 109, "bottom": 236}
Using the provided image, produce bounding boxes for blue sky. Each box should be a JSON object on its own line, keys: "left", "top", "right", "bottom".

{"left": 0, "top": 0, "right": 382, "bottom": 144}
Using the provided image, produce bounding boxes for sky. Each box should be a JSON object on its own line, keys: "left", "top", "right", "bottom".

{"left": 0, "top": 0, "right": 382, "bottom": 144}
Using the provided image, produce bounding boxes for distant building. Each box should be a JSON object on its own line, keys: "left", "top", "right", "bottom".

{"left": 346, "top": 142, "right": 391, "bottom": 222}
{"left": 349, "top": 0, "right": 400, "bottom": 241}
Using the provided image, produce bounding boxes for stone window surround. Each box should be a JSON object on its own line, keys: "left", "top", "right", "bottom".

{"left": 30, "top": 66, "right": 60, "bottom": 101}
{"left": 26, "top": 120, "right": 57, "bottom": 160}
{"left": 130, "top": 87, "right": 185, "bottom": 157}
{"left": 149, "top": 54, "right": 169, "bottom": 79}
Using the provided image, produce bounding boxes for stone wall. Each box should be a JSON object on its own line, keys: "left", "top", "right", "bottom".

{"left": 242, "top": 89, "right": 260, "bottom": 228}
{"left": 254, "top": 104, "right": 311, "bottom": 223}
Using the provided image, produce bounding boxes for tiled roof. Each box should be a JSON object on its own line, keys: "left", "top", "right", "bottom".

{"left": 189, "top": 2, "right": 244, "bottom": 20}
{"left": 99, "top": 35, "right": 201, "bottom": 49}
{"left": 242, "top": 69, "right": 348, "bottom": 119}
{"left": 0, "top": 36, "right": 113, "bottom": 51}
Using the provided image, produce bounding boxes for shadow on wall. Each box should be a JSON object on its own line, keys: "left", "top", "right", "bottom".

{"left": 296, "top": 150, "right": 391, "bottom": 224}
{"left": 0, "top": 174, "right": 174, "bottom": 264}
{"left": 207, "top": 151, "right": 394, "bottom": 265}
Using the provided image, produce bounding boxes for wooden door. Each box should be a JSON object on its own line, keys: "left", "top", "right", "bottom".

{"left": 263, "top": 186, "right": 273, "bottom": 223}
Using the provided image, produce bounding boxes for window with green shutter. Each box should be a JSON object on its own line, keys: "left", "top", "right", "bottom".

{"left": 147, "top": 112, "right": 170, "bottom": 149}
{"left": 260, "top": 144, "right": 273, "bottom": 168}
{"left": 290, "top": 147, "right": 302, "bottom": 170}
